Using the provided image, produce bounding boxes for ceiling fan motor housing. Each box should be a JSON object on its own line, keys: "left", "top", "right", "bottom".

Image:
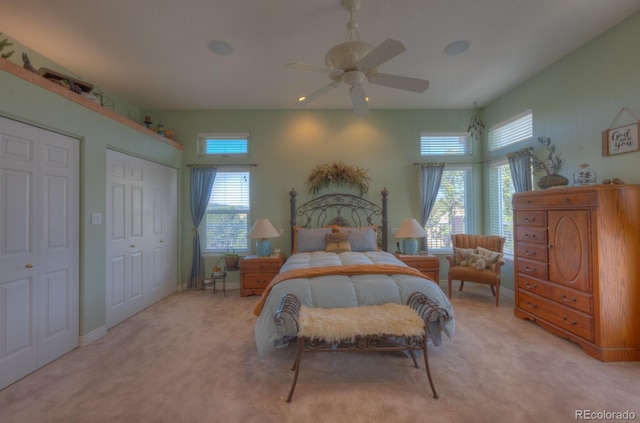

{"left": 325, "top": 41, "right": 374, "bottom": 71}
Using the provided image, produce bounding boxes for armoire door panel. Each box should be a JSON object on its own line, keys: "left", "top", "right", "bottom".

{"left": 548, "top": 210, "right": 590, "bottom": 292}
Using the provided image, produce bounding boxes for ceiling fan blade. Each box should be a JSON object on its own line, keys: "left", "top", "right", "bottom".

{"left": 294, "top": 82, "right": 340, "bottom": 106}
{"left": 286, "top": 62, "right": 332, "bottom": 73}
{"left": 356, "top": 39, "right": 406, "bottom": 71}
{"left": 368, "top": 72, "right": 430, "bottom": 93}
{"left": 350, "top": 85, "right": 368, "bottom": 116}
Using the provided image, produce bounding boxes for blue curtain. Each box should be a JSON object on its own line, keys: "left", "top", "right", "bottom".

{"left": 187, "top": 167, "right": 217, "bottom": 289}
{"left": 419, "top": 163, "right": 445, "bottom": 252}
{"left": 508, "top": 149, "right": 533, "bottom": 192}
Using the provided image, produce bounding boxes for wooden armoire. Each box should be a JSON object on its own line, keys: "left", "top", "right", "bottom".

{"left": 513, "top": 184, "right": 640, "bottom": 361}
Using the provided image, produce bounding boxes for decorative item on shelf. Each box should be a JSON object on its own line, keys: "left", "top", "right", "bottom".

{"left": 157, "top": 124, "right": 166, "bottom": 137}
{"left": 467, "top": 102, "right": 485, "bottom": 142}
{"left": 248, "top": 219, "right": 280, "bottom": 257}
{"left": 165, "top": 129, "right": 174, "bottom": 139}
{"left": 306, "top": 161, "right": 372, "bottom": 196}
{"left": 395, "top": 218, "right": 427, "bottom": 255}
{"left": 527, "top": 137, "right": 568, "bottom": 189}
{"left": 143, "top": 115, "right": 152, "bottom": 129}
{"left": 602, "top": 177, "right": 625, "bottom": 185}
{"left": 0, "top": 33, "right": 15, "bottom": 59}
{"left": 573, "top": 163, "right": 596, "bottom": 186}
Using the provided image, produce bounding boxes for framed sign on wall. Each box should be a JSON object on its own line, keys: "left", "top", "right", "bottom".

{"left": 602, "top": 108, "right": 640, "bottom": 157}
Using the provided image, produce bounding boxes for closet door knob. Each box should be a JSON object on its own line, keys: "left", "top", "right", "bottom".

{"left": 25, "top": 263, "right": 33, "bottom": 269}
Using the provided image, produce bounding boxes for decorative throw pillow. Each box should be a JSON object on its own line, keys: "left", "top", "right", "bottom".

{"left": 476, "top": 246, "right": 501, "bottom": 270}
{"left": 454, "top": 247, "right": 476, "bottom": 265}
{"left": 325, "top": 232, "right": 351, "bottom": 254}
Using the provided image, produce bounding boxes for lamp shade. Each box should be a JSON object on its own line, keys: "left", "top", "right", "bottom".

{"left": 248, "top": 219, "right": 280, "bottom": 257}
{"left": 395, "top": 218, "right": 427, "bottom": 255}
{"left": 395, "top": 219, "right": 427, "bottom": 238}
{"left": 248, "top": 219, "right": 280, "bottom": 239}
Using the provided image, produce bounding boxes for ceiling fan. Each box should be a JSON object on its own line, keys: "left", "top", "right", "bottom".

{"left": 287, "top": 0, "right": 430, "bottom": 116}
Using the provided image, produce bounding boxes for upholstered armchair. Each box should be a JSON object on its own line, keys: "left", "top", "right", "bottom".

{"left": 446, "top": 234, "right": 506, "bottom": 307}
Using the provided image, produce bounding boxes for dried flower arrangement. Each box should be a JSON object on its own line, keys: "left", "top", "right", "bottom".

{"left": 529, "top": 137, "right": 564, "bottom": 175}
{"left": 306, "top": 162, "right": 372, "bottom": 196}
{"left": 0, "top": 33, "right": 15, "bottom": 59}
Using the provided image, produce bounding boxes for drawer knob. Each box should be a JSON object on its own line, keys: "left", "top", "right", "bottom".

{"left": 561, "top": 294, "right": 577, "bottom": 303}
{"left": 562, "top": 317, "right": 578, "bottom": 325}
{"left": 524, "top": 233, "right": 536, "bottom": 239}
{"left": 525, "top": 301, "right": 537, "bottom": 309}
{"left": 524, "top": 217, "right": 535, "bottom": 223}
{"left": 524, "top": 249, "right": 536, "bottom": 256}
{"left": 525, "top": 282, "right": 537, "bottom": 289}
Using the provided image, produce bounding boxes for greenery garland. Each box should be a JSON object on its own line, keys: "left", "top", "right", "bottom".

{"left": 306, "top": 162, "right": 372, "bottom": 196}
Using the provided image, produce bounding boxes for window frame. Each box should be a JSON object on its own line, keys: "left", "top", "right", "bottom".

{"left": 197, "top": 132, "right": 250, "bottom": 157}
{"left": 488, "top": 158, "right": 515, "bottom": 255}
{"left": 420, "top": 132, "right": 472, "bottom": 156}
{"left": 425, "top": 164, "right": 474, "bottom": 253}
{"left": 200, "top": 167, "right": 251, "bottom": 254}
{"left": 488, "top": 110, "right": 533, "bottom": 151}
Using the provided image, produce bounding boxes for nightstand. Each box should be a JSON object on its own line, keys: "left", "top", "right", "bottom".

{"left": 394, "top": 253, "right": 439, "bottom": 283}
{"left": 240, "top": 254, "right": 285, "bottom": 297}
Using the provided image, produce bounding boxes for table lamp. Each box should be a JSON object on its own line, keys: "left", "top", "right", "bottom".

{"left": 395, "top": 218, "right": 427, "bottom": 255}
{"left": 248, "top": 219, "right": 280, "bottom": 257}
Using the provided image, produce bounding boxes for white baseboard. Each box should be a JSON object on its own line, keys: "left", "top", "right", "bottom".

{"left": 78, "top": 325, "right": 107, "bottom": 347}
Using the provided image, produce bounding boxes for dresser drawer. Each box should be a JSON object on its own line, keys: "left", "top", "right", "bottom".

{"left": 516, "top": 242, "right": 548, "bottom": 262}
{"left": 240, "top": 261, "right": 281, "bottom": 273}
{"left": 243, "top": 273, "right": 275, "bottom": 289}
{"left": 515, "top": 211, "right": 546, "bottom": 227}
{"left": 516, "top": 257, "right": 548, "bottom": 280}
{"left": 517, "top": 275, "right": 592, "bottom": 314}
{"left": 515, "top": 226, "right": 547, "bottom": 244}
{"left": 513, "top": 191, "right": 597, "bottom": 209}
{"left": 518, "top": 290, "right": 594, "bottom": 341}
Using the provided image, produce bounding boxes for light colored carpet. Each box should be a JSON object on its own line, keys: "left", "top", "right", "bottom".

{"left": 1, "top": 284, "right": 638, "bottom": 423}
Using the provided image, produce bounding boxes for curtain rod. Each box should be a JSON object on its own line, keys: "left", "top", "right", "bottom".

{"left": 187, "top": 163, "right": 258, "bottom": 168}
{"left": 413, "top": 161, "right": 487, "bottom": 165}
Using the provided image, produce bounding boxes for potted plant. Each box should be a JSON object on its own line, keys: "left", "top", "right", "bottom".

{"left": 528, "top": 137, "right": 568, "bottom": 189}
{"left": 214, "top": 247, "right": 239, "bottom": 271}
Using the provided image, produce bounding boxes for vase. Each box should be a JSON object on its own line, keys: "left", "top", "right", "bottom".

{"left": 537, "top": 173, "right": 569, "bottom": 189}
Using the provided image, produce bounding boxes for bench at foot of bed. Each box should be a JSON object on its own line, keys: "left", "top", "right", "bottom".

{"left": 274, "top": 292, "right": 449, "bottom": 402}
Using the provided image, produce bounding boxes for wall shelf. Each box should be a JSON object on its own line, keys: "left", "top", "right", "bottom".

{"left": 0, "top": 58, "right": 182, "bottom": 150}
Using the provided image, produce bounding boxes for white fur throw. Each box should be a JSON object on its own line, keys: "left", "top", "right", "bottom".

{"left": 298, "top": 303, "right": 425, "bottom": 343}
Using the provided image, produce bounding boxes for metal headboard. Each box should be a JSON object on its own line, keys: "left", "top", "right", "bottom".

{"left": 289, "top": 188, "right": 388, "bottom": 251}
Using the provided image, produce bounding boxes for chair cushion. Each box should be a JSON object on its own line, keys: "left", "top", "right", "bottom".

{"left": 449, "top": 265, "right": 498, "bottom": 285}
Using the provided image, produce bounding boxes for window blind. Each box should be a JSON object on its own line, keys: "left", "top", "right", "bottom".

{"left": 420, "top": 133, "right": 472, "bottom": 156}
{"left": 488, "top": 110, "right": 533, "bottom": 151}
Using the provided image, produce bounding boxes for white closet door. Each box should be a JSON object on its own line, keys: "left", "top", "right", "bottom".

{"left": 0, "top": 116, "right": 79, "bottom": 389}
{"left": 106, "top": 151, "right": 177, "bottom": 328}
{"left": 36, "top": 129, "right": 79, "bottom": 366}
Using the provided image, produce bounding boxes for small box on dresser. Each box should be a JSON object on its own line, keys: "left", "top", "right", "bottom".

{"left": 240, "top": 254, "right": 285, "bottom": 297}
{"left": 512, "top": 185, "right": 640, "bottom": 361}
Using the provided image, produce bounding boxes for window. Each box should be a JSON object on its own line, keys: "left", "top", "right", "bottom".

{"left": 201, "top": 169, "right": 250, "bottom": 253}
{"left": 489, "top": 160, "right": 515, "bottom": 254}
{"left": 488, "top": 110, "right": 533, "bottom": 151}
{"left": 420, "top": 133, "right": 472, "bottom": 156}
{"left": 198, "top": 132, "right": 249, "bottom": 157}
{"left": 426, "top": 165, "right": 474, "bottom": 251}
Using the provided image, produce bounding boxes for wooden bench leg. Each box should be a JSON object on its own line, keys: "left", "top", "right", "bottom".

{"left": 286, "top": 336, "right": 304, "bottom": 402}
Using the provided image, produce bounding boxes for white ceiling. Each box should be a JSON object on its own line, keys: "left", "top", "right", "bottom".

{"left": 2, "top": 0, "right": 640, "bottom": 111}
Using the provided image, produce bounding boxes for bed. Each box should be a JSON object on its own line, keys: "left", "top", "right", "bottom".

{"left": 253, "top": 188, "right": 455, "bottom": 358}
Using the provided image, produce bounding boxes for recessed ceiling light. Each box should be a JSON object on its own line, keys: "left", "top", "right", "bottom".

{"left": 444, "top": 40, "right": 470, "bottom": 56}
{"left": 208, "top": 40, "right": 234, "bottom": 56}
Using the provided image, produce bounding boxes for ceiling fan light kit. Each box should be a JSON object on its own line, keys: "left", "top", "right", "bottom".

{"left": 289, "top": 0, "right": 430, "bottom": 115}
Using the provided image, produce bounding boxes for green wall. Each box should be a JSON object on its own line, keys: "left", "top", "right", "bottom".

{"left": 0, "top": 70, "right": 182, "bottom": 337}
{"left": 143, "top": 108, "right": 481, "bottom": 286}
